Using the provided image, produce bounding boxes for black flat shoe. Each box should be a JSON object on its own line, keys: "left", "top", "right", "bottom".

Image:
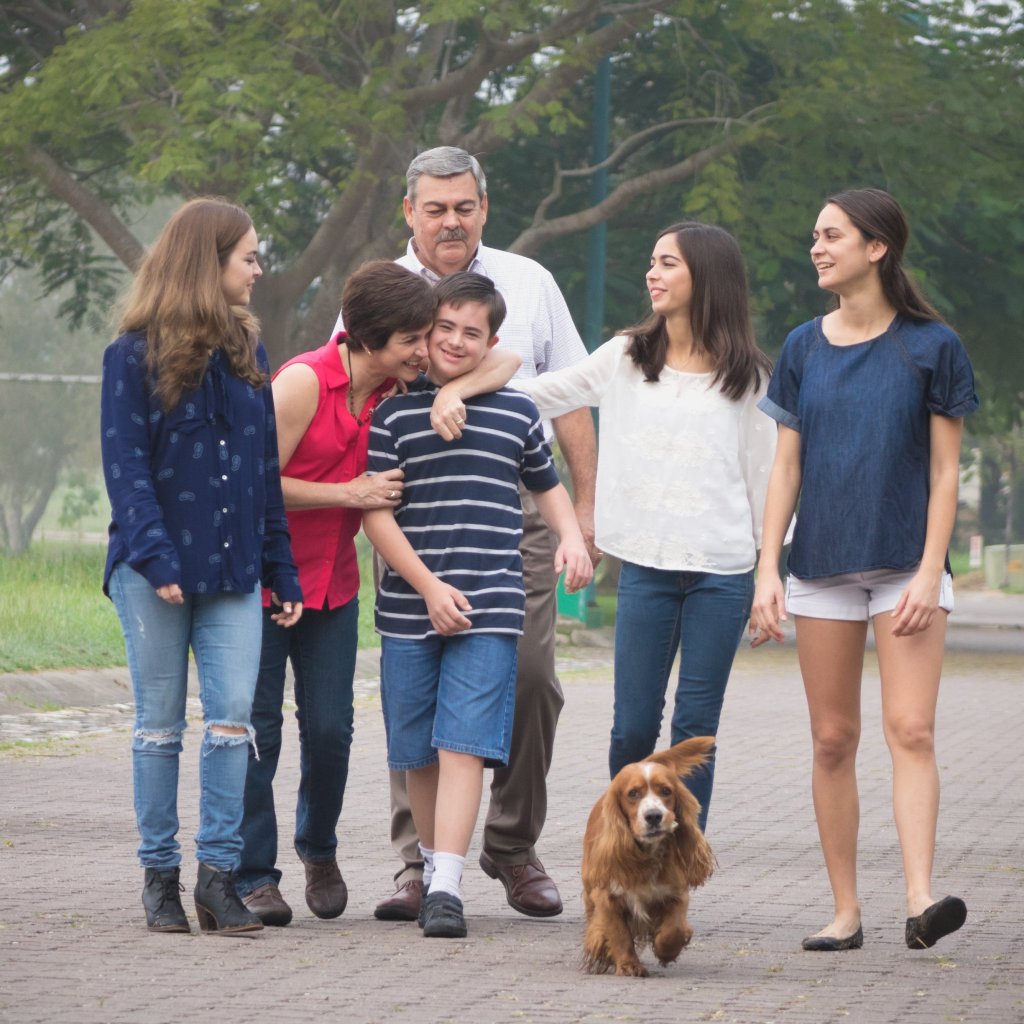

{"left": 906, "top": 896, "right": 967, "bottom": 949}
{"left": 801, "top": 925, "right": 864, "bottom": 951}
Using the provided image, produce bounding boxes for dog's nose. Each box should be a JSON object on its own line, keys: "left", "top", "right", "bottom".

{"left": 644, "top": 809, "right": 663, "bottom": 828}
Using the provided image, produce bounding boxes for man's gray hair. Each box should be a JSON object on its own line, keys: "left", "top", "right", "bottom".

{"left": 406, "top": 147, "right": 487, "bottom": 203}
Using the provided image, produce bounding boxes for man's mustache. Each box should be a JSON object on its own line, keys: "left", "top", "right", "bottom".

{"left": 437, "top": 228, "right": 469, "bottom": 243}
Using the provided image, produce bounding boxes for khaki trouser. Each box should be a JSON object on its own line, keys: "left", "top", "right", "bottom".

{"left": 383, "top": 486, "right": 563, "bottom": 882}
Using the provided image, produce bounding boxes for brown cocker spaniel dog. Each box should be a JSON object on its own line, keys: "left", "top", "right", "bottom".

{"left": 581, "top": 736, "right": 716, "bottom": 977}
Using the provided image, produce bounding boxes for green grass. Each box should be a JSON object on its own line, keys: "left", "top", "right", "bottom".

{"left": 0, "top": 542, "right": 126, "bottom": 672}
{"left": 1, "top": 539, "right": 381, "bottom": 675}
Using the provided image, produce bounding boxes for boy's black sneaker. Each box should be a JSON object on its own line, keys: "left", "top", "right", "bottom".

{"left": 421, "top": 890, "right": 467, "bottom": 938}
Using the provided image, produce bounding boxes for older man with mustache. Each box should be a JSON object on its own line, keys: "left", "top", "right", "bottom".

{"left": 339, "top": 146, "right": 599, "bottom": 922}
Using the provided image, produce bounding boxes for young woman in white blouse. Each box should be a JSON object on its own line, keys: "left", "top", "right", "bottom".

{"left": 514, "top": 222, "right": 776, "bottom": 830}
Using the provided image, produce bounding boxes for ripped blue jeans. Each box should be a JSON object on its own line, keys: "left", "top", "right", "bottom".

{"left": 109, "top": 562, "right": 262, "bottom": 871}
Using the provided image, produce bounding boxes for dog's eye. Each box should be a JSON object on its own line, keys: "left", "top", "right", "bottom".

{"left": 659, "top": 785, "right": 673, "bottom": 798}
{"left": 627, "top": 788, "right": 641, "bottom": 800}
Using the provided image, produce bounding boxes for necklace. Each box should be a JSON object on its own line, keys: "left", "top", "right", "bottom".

{"left": 345, "top": 347, "right": 372, "bottom": 427}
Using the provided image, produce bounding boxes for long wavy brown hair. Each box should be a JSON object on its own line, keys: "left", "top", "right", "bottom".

{"left": 118, "top": 197, "right": 266, "bottom": 411}
{"left": 625, "top": 222, "right": 771, "bottom": 401}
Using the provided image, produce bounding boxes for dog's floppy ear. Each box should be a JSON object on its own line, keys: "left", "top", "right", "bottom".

{"left": 673, "top": 782, "right": 716, "bottom": 887}
{"left": 648, "top": 736, "right": 715, "bottom": 782}
{"left": 582, "top": 775, "right": 636, "bottom": 887}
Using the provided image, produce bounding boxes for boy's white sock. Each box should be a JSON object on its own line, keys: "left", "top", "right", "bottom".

{"left": 419, "top": 843, "right": 435, "bottom": 889}
{"left": 428, "top": 851, "right": 466, "bottom": 900}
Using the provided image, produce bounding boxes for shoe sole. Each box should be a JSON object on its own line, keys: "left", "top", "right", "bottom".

{"left": 194, "top": 905, "right": 264, "bottom": 935}
{"left": 478, "top": 855, "right": 563, "bottom": 918}
{"left": 801, "top": 926, "right": 863, "bottom": 951}
{"left": 249, "top": 910, "right": 292, "bottom": 927}
{"left": 423, "top": 922, "right": 467, "bottom": 938}
{"left": 906, "top": 897, "right": 967, "bottom": 949}
{"left": 374, "top": 906, "right": 419, "bottom": 922}
{"left": 307, "top": 903, "right": 346, "bottom": 920}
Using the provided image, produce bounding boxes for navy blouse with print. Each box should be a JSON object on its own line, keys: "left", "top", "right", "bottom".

{"left": 100, "top": 331, "right": 301, "bottom": 603}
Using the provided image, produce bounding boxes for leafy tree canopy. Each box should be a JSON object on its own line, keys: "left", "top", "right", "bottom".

{"left": 1, "top": 0, "right": 1021, "bottom": 419}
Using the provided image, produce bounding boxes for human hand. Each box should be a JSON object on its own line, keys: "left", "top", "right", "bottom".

{"left": 749, "top": 571, "right": 786, "bottom": 647}
{"left": 270, "top": 595, "right": 303, "bottom": 628}
{"left": 425, "top": 582, "right": 473, "bottom": 635}
{"left": 346, "top": 469, "right": 404, "bottom": 509}
{"left": 555, "top": 538, "right": 593, "bottom": 594}
{"left": 156, "top": 583, "right": 184, "bottom": 605}
{"left": 890, "top": 569, "right": 942, "bottom": 637}
{"left": 430, "top": 386, "right": 468, "bottom": 441}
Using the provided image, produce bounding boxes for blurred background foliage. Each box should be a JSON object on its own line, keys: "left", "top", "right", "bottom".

{"left": 1, "top": 0, "right": 1021, "bottom": 552}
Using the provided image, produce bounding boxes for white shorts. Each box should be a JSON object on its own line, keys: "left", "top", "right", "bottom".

{"left": 785, "top": 567, "right": 955, "bottom": 622}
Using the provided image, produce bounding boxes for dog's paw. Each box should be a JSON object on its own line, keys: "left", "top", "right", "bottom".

{"left": 614, "top": 960, "right": 648, "bottom": 978}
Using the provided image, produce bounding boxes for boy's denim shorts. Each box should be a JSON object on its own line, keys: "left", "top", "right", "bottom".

{"left": 380, "top": 632, "right": 519, "bottom": 771}
{"left": 785, "top": 566, "right": 955, "bottom": 621}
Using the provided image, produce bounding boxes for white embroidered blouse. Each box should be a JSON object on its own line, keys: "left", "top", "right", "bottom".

{"left": 513, "top": 334, "right": 777, "bottom": 574}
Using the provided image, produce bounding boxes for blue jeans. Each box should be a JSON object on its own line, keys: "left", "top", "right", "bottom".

{"left": 109, "top": 562, "right": 262, "bottom": 871}
{"left": 610, "top": 562, "right": 754, "bottom": 831}
{"left": 238, "top": 599, "right": 358, "bottom": 893}
{"left": 381, "top": 633, "right": 519, "bottom": 771}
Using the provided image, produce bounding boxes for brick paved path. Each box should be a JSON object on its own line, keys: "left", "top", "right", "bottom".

{"left": 1, "top": 643, "right": 1022, "bottom": 1024}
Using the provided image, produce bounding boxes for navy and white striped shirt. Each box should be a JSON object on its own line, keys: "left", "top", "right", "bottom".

{"left": 367, "top": 383, "right": 560, "bottom": 639}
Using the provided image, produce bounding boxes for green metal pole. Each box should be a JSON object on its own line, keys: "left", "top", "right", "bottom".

{"left": 583, "top": 47, "right": 611, "bottom": 353}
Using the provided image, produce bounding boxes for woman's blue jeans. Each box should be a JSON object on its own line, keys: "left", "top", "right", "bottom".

{"left": 109, "top": 562, "right": 262, "bottom": 871}
{"left": 610, "top": 562, "right": 754, "bottom": 831}
{"left": 237, "top": 598, "right": 358, "bottom": 894}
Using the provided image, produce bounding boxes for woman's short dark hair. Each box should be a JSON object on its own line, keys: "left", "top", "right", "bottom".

{"left": 627, "top": 222, "right": 771, "bottom": 401}
{"left": 825, "top": 188, "right": 944, "bottom": 323}
{"left": 341, "top": 261, "right": 435, "bottom": 351}
{"left": 433, "top": 271, "right": 506, "bottom": 337}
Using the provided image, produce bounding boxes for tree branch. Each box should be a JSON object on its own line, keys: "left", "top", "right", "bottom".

{"left": 399, "top": 0, "right": 611, "bottom": 115}
{"left": 508, "top": 122, "right": 773, "bottom": 256}
{"left": 462, "top": 6, "right": 664, "bottom": 153}
{"left": 23, "top": 146, "right": 145, "bottom": 269}
{"left": 267, "top": 134, "right": 407, "bottom": 310}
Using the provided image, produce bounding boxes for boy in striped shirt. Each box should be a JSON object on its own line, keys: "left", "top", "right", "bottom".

{"left": 363, "top": 272, "right": 591, "bottom": 939}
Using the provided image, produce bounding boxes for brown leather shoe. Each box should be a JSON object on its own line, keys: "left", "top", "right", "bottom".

{"left": 373, "top": 879, "right": 423, "bottom": 922}
{"left": 242, "top": 882, "right": 293, "bottom": 927}
{"left": 479, "top": 852, "right": 563, "bottom": 918}
{"left": 300, "top": 857, "right": 347, "bottom": 919}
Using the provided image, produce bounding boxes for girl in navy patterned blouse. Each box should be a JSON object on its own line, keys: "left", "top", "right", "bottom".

{"left": 100, "top": 197, "right": 302, "bottom": 935}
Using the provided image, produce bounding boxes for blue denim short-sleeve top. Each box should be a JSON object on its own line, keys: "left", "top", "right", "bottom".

{"left": 758, "top": 315, "right": 978, "bottom": 580}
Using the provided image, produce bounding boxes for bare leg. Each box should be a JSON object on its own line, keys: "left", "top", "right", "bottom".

{"left": 434, "top": 751, "right": 485, "bottom": 857}
{"left": 874, "top": 611, "right": 946, "bottom": 917}
{"left": 795, "top": 616, "right": 868, "bottom": 938}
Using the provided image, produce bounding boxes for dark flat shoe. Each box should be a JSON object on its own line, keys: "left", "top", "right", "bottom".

{"left": 802, "top": 925, "right": 864, "bottom": 951}
{"left": 905, "top": 896, "right": 967, "bottom": 949}
{"left": 421, "top": 891, "right": 467, "bottom": 939}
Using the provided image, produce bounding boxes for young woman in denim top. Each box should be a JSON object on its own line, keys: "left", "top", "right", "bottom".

{"left": 101, "top": 198, "right": 303, "bottom": 935}
{"left": 751, "top": 189, "right": 978, "bottom": 952}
